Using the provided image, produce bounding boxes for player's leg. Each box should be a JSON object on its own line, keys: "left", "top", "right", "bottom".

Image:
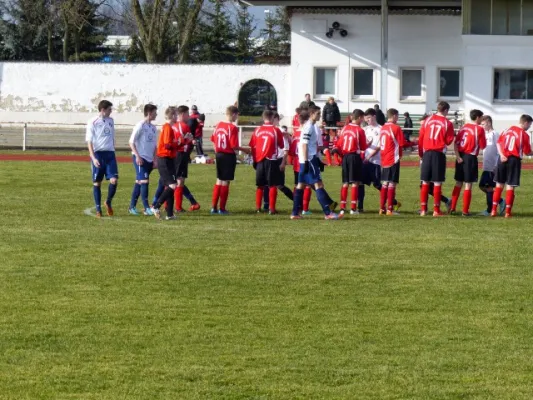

{"left": 129, "top": 155, "right": 141, "bottom": 215}
{"left": 91, "top": 155, "right": 105, "bottom": 217}
{"left": 379, "top": 181, "right": 388, "bottom": 214}
{"left": 340, "top": 183, "right": 349, "bottom": 214}
{"left": 219, "top": 181, "right": 230, "bottom": 214}
{"left": 504, "top": 157, "right": 520, "bottom": 218}
{"left": 152, "top": 178, "right": 165, "bottom": 207}
{"left": 303, "top": 185, "right": 312, "bottom": 214}
{"left": 386, "top": 182, "right": 396, "bottom": 215}
{"left": 462, "top": 182, "right": 473, "bottom": 216}
{"left": 255, "top": 161, "right": 267, "bottom": 213}
{"left": 175, "top": 178, "right": 185, "bottom": 212}
{"left": 263, "top": 185, "right": 269, "bottom": 211}
{"left": 212, "top": 178, "right": 223, "bottom": 213}
{"left": 152, "top": 158, "right": 177, "bottom": 220}
{"left": 451, "top": 158, "right": 464, "bottom": 213}
{"left": 267, "top": 160, "right": 280, "bottom": 214}
{"left": 323, "top": 148, "right": 333, "bottom": 166}
{"left": 504, "top": 184, "right": 515, "bottom": 217}
{"left": 104, "top": 152, "right": 119, "bottom": 216}
{"left": 138, "top": 160, "right": 154, "bottom": 215}
{"left": 350, "top": 183, "right": 359, "bottom": 214}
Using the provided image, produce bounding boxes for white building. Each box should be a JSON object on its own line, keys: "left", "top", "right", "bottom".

{"left": 1, "top": 0, "right": 533, "bottom": 131}
{"left": 245, "top": 0, "right": 533, "bottom": 129}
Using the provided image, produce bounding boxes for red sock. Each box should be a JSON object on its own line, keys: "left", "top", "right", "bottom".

{"left": 324, "top": 149, "right": 332, "bottom": 166}
{"left": 350, "top": 186, "right": 358, "bottom": 210}
{"left": 505, "top": 190, "right": 515, "bottom": 214}
{"left": 387, "top": 186, "right": 396, "bottom": 211}
{"left": 212, "top": 184, "right": 221, "bottom": 209}
{"left": 380, "top": 186, "right": 388, "bottom": 211}
{"left": 174, "top": 186, "right": 183, "bottom": 211}
{"left": 340, "top": 186, "right": 348, "bottom": 209}
{"left": 303, "top": 187, "right": 312, "bottom": 211}
{"left": 269, "top": 186, "right": 277, "bottom": 212}
{"left": 462, "top": 189, "right": 472, "bottom": 214}
{"left": 255, "top": 187, "right": 263, "bottom": 210}
{"left": 420, "top": 183, "right": 430, "bottom": 213}
{"left": 433, "top": 185, "right": 442, "bottom": 212}
{"left": 334, "top": 153, "right": 341, "bottom": 165}
{"left": 492, "top": 187, "right": 503, "bottom": 214}
{"left": 220, "top": 185, "right": 229, "bottom": 211}
{"left": 451, "top": 185, "right": 461, "bottom": 211}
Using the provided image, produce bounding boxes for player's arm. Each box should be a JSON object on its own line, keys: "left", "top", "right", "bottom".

{"left": 445, "top": 122, "right": 455, "bottom": 145}
{"left": 454, "top": 131, "right": 462, "bottom": 163}
{"left": 86, "top": 122, "right": 100, "bottom": 167}
{"left": 231, "top": 126, "right": 250, "bottom": 154}
{"left": 496, "top": 137, "right": 507, "bottom": 162}
{"left": 300, "top": 126, "right": 311, "bottom": 171}
{"left": 523, "top": 132, "right": 532, "bottom": 156}
{"left": 129, "top": 124, "right": 143, "bottom": 165}
{"left": 479, "top": 127, "right": 487, "bottom": 150}
{"left": 417, "top": 124, "right": 425, "bottom": 159}
{"left": 359, "top": 130, "right": 368, "bottom": 152}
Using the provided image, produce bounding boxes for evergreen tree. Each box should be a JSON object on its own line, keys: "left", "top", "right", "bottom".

{"left": 195, "top": 0, "right": 235, "bottom": 63}
{"left": 234, "top": 3, "right": 256, "bottom": 64}
{"left": 258, "top": 6, "right": 290, "bottom": 64}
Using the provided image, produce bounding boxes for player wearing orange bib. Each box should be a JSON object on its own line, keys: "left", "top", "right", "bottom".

{"left": 450, "top": 109, "right": 486, "bottom": 216}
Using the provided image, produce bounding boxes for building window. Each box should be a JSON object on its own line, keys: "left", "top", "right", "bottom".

{"left": 469, "top": 0, "right": 533, "bottom": 35}
{"left": 352, "top": 68, "right": 375, "bottom": 99}
{"left": 439, "top": 69, "right": 462, "bottom": 100}
{"left": 314, "top": 67, "right": 336, "bottom": 98}
{"left": 494, "top": 69, "right": 533, "bottom": 101}
{"left": 400, "top": 68, "right": 424, "bottom": 101}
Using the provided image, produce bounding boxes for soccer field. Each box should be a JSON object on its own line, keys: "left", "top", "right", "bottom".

{"left": 2, "top": 158, "right": 533, "bottom": 399}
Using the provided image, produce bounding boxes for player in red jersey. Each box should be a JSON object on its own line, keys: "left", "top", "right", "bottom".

{"left": 292, "top": 107, "right": 301, "bottom": 131}
{"left": 249, "top": 109, "right": 285, "bottom": 214}
{"left": 450, "top": 109, "right": 486, "bottom": 216}
{"left": 210, "top": 106, "right": 249, "bottom": 215}
{"left": 172, "top": 105, "right": 200, "bottom": 213}
{"left": 288, "top": 129, "right": 313, "bottom": 215}
{"left": 491, "top": 114, "right": 532, "bottom": 218}
{"left": 336, "top": 109, "right": 367, "bottom": 215}
{"left": 418, "top": 101, "right": 455, "bottom": 217}
{"left": 379, "top": 109, "right": 405, "bottom": 215}
{"left": 151, "top": 107, "right": 180, "bottom": 220}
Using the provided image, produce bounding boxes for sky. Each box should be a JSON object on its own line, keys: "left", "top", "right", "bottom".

{"left": 248, "top": 6, "right": 278, "bottom": 32}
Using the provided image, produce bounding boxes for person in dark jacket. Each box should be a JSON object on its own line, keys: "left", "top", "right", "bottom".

{"left": 403, "top": 112, "right": 413, "bottom": 141}
{"left": 188, "top": 105, "right": 200, "bottom": 159}
{"left": 374, "top": 104, "right": 386, "bottom": 126}
{"left": 322, "top": 97, "right": 341, "bottom": 128}
{"left": 299, "top": 93, "right": 316, "bottom": 109}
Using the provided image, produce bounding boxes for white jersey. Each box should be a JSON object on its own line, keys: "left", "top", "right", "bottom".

{"left": 129, "top": 120, "right": 157, "bottom": 162}
{"left": 364, "top": 124, "right": 382, "bottom": 165}
{"left": 298, "top": 120, "right": 319, "bottom": 163}
{"left": 482, "top": 129, "right": 500, "bottom": 172}
{"left": 276, "top": 136, "right": 290, "bottom": 159}
{"left": 86, "top": 116, "right": 115, "bottom": 152}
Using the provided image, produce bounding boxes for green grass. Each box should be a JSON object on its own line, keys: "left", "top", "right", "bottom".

{"left": 2, "top": 159, "right": 533, "bottom": 399}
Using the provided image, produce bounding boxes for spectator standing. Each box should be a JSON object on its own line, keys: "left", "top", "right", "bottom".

{"left": 322, "top": 97, "right": 341, "bottom": 128}
{"left": 299, "top": 93, "right": 316, "bottom": 109}
{"left": 374, "top": 104, "right": 386, "bottom": 126}
{"left": 403, "top": 112, "right": 413, "bottom": 142}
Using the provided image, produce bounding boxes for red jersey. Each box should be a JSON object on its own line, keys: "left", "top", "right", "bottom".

{"left": 380, "top": 122, "right": 404, "bottom": 168}
{"left": 418, "top": 114, "right": 455, "bottom": 156}
{"left": 289, "top": 136, "right": 301, "bottom": 172}
{"left": 211, "top": 121, "right": 239, "bottom": 154}
{"left": 497, "top": 126, "right": 531, "bottom": 159}
{"left": 336, "top": 123, "right": 367, "bottom": 155}
{"left": 455, "top": 123, "right": 486, "bottom": 156}
{"left": 248, "top": 124, "right": 284, "bottom": 162}
{"left": 156, "top": 122, "right": 180, "bottom": 158}
{"left": 173, "top": 121, "right": 193, "bottom": 153}
{"left": 292, "top": 114, "right": 300, "bottom": 129}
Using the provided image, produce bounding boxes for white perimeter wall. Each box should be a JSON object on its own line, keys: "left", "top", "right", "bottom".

{"left": 0, "top": 63, "right": 291, "bottom": 126}
{"left": 291, "top": 13, "right": 533, "bottom": 131}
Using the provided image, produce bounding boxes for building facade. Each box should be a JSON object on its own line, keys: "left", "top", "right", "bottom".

{"left": 249, "top": 0, "right": 533, "bottom": 130}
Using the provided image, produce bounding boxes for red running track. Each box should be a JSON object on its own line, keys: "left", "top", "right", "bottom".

{"left": 2, "top": 153, "right": 533, "bottom": 169}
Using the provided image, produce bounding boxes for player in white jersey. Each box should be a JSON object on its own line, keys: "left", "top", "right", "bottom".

{"left": 358, "top": 108, "right": 401, "bottom": 212}
{"left": 291, "top": 106, "right": 341, "bottom": 220}
{"left": 86, "top": 100, "right": 117, "bottom": 218}
{"left": 479, "top": 115, "right": 505, "bottom": 216}
{"left": 128, "top": 104, "right": 158, "bottom": 216}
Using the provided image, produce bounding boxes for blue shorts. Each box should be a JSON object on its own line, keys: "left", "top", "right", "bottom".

{"left": 479, "top": 170, "right": 496, "bottom": 189}
{"left": 92, "top": 151, "right": 118, "bottom": 182}
{"left": 132, "top": 155, "right": 154, "bottom": 180}
{"left": 298, "top": 156, "right": 322, "bottom": 185}
{"left": 361, "top": 162, "right": 381, "bottom": 187}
